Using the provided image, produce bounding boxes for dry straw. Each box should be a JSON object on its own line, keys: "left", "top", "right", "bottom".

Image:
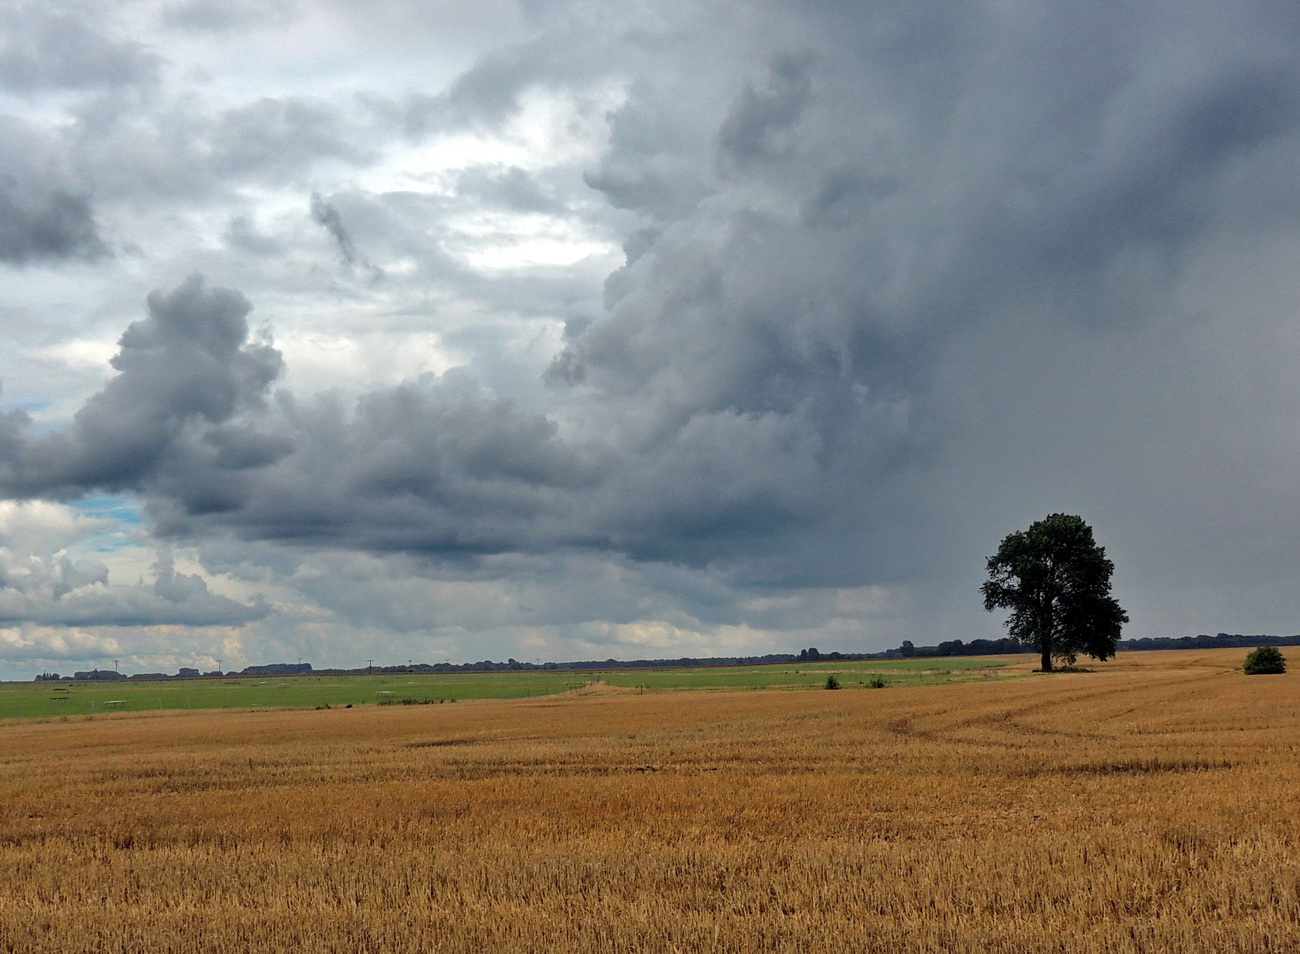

{"left": 0, "top": 649, "right": 1296, "bottom": 952}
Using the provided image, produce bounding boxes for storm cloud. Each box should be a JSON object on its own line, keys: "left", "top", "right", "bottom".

{"left": 0, "top": 275, "right": 284, "bottom": 497}
{"left": 0, "top": 273, "right": 821, "bottom": 567}
{"left": 2, "top": 0, "right": 1300, "bottom": 674}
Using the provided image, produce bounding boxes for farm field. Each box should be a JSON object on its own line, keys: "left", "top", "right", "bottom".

{"left": 0, "top": 658, "right": 1010, "bottom": 721}
{"left": 0, "top": 671, "right": 584, "bottom": 721}
{"left": 0, "top": 649, "right": 1297, "bottom": 952}
{"left": 599, "top": 655, "right": 1009, "bottom": 691}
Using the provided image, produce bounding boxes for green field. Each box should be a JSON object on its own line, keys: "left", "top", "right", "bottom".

{"left": 0, "top": 657, "right": 1015, "bottom": 721}
{"left": 0, "top": 671, "right": 585, "bottom": 721}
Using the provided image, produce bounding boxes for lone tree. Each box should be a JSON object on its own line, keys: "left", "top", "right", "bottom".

{"left": 981, "top": 513, "right": 1128, "bottom": 672}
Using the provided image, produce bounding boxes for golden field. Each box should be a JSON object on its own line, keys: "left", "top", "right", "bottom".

{"left": 1, "top": 649, "right": 1297, "bottom": 952}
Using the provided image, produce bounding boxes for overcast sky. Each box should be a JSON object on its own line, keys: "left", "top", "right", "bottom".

{"left": 1, "top": 0, "right": 1298, "bottom": 678}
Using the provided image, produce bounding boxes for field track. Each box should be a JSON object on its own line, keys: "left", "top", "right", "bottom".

{"left": 1, "top": 649, "right": 1297, "bottom": 952}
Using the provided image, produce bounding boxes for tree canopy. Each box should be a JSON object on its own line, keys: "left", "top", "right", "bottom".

{"left": 1243, "top": 646, "right": 1287, "bottom": 675}
{"left": 981, "top": 513, "right": 1127, "bottom": 672}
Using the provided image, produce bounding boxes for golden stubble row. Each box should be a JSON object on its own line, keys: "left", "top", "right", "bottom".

{"left": 1, "top": 649, "right": 1297, "bottom": 952}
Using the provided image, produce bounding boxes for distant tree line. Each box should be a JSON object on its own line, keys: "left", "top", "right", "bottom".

{"left": 1117, "top": 633, "right": 1300, "bottom": 652}
{"left": 36, "top": 667, "right": 225, "bottom": 681}
{"left": 795, "top": 648, "right": 866, "bottom": 662}
{"left": 34, "top": 632, "right": 1300, "bottom": 682}
{"left": 881, "top": 632, "right": 1300, "bottom": 660}
{"left": 316, "top": 654, "right": 806, "bottom": 675}
{"left": 890, "top": 638, "right": 1030, "bottom": 659}
{"left": 34, "top": 655, "right": 811, "bottom": 682}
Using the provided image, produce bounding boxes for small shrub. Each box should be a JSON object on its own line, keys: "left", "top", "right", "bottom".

{"left": 1244, "top": 646, "right": 1287, "bottom": 675}
{"left": 869, "top": 677, "right": 887, "bottom": 689}
{"left": 824, "top": 675, "right": 840, "bottom": 690}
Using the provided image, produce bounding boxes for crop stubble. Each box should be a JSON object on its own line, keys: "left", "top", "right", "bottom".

{"left": 0, "top": 650, "right": 1296, "bottom": 952}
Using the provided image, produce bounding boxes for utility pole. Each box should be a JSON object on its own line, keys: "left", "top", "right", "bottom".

{"left": 367, "top": 658, "right": 374, "bottom": 674}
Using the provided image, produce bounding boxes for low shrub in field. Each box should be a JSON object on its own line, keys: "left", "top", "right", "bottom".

{"left": 868, "top": 677, "right": 887, "bottom": 689}
{"left": 824, "top": 675, "right": 840, "bottom": 690}
{"left": 377, "top": 696, "right": 456, "bottom": 705}
{"left": 1243, "top": 646, "right": 1286, "bottom": 674}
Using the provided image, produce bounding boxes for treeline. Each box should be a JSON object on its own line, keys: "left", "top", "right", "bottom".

{"left": 315, "top": 654, "right": 802, "bottom": 676}
{"left": 35, "top": 663, "right": 302, "bottom": 681}
{"left": 35, "top": 667, "right": 218, "bottom": 682}
{"left": 888, "top": 638, "right": 1029, "bottom": 659}
{"left": 34, "top": 633, "right": 1299, "bottom": 682}
{"left": 1118, "top": 633, "right": 1300, "bottom": 652}
{"left": 882, "top": 632, "right": 1300, "bottom": 660}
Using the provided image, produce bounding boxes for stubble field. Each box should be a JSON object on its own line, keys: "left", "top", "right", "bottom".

{"left": 1, "top": 649, "right": 1297, "bottom": 952}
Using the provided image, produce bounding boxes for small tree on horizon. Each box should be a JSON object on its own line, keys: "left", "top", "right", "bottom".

{"left": 981, "top": 513, "right": 1128, "bottom": 672}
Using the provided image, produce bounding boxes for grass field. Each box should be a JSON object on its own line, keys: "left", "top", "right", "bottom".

{"left": 0, "top": 671, "right": 585, "bottom": 720}
{"left": 0, "top": 649, "right": 1296, "bottom": 952}
{"left": 600, "top": 656, "right": 1008, "bottom": 691}
{"left": 0, "top": 658, "right": 1011, "bottom": 721}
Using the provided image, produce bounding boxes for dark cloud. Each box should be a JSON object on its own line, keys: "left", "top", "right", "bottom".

{"left": 0, "top": 275, "right": 284, "bottom": 498}
{"left": 151, "top": 367, "right": 604, "bottom": 553}
{"left": 0, "top": 116, "right": 111, "bottom": 265}
{"left": 309, "top": 192, "right": 383, "bottom": 279}
{"left": 6, "top": 0, "right": 1300, "bottom": 664}
{"left": 716, "top": 53, "right": 817, "bottom": 175}
{"left": 310, "top": 193, "right": 360, "bottom": 264}
{"left": 552, "top": 0, "right": 1300, "bottom": 596}
{"left": 10, "top": 0, "right": 1300, "bottom": 597}
{"left": 0, "top": 274, "right": 836, "bottom": 569}
{"left": 0, "top": 180, "right": 109, "bottom": 265}
{"left": 582, "top": 79, "right": 718, "bottom": 223}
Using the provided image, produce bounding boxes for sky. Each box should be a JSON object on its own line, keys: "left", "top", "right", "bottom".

{"left": 1, "top": 0, "right": 1299, "bottom": 679}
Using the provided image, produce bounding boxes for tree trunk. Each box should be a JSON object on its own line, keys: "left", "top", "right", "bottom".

{"left": 1040, "top": 645, "right": 1053, "bottom": 672}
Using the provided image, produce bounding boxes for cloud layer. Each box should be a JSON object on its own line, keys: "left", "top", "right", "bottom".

{"left": 1, "top": 0, "right": 1299, "bottom": 675}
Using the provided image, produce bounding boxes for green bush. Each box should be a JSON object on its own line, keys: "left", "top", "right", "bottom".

{"left": 1244, "top": 646, "right": 1287, "bottom": 675}
{"left": 824, "top": 675, "right": 840, "bottom": 690}
{"left": 868, "top": 677, "right": 887, "bottom": 689}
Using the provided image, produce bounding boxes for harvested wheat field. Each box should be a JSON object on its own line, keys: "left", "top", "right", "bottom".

{"left": 1, "top": 649, "right": 1297, "bottom": 952}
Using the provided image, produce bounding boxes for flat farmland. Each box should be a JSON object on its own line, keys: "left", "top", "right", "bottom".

{"left": 0, "top": 672, "right": 586, "bottom": 720}
{"left": 0, "top": 659, "right": 1009, "bottom": 720}
{"left": 1, "top": 649, "right": 1297, "bottom": 952}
